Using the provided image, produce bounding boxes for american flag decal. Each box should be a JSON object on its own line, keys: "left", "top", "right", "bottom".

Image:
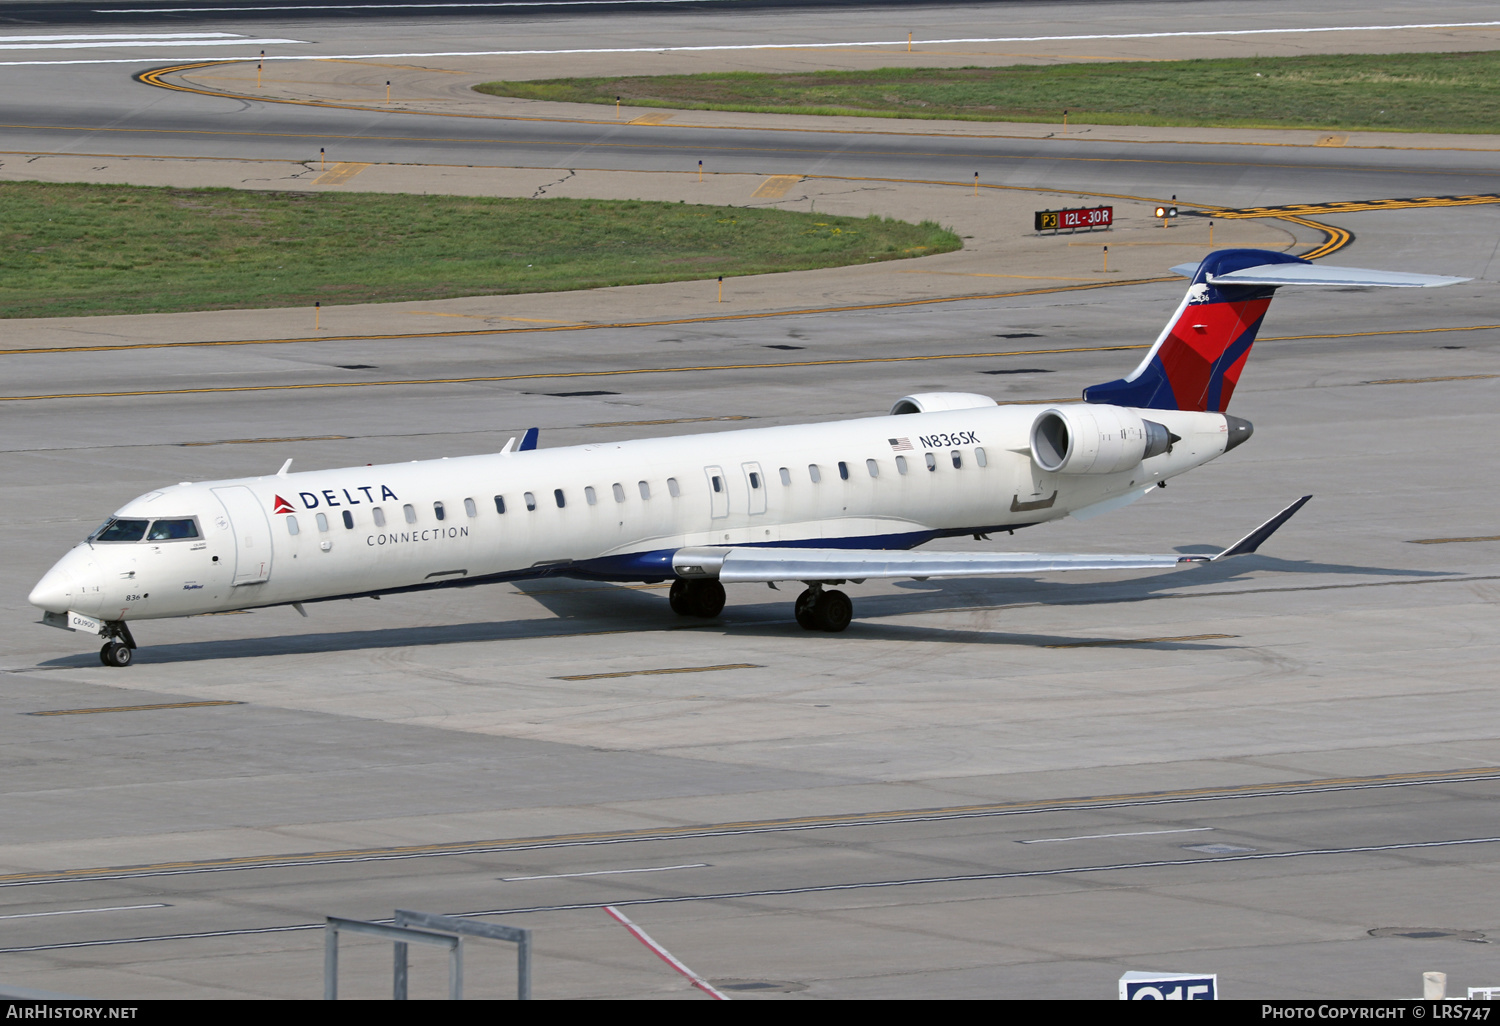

{"left": 889, "top": 437, "right": 913, "bottom": 451}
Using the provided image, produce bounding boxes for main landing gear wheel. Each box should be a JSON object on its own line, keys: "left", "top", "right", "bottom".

{"left": 669, "top": 579, "right": 726, "bottom": 618}
{"left": 99, "top": 641, "right": 132, "bottom": 668}
{"left": 795, "top": 588, "right": 853, "bottom": 632}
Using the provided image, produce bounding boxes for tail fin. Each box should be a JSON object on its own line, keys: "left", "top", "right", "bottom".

{"left": 1083, "top": 249, "right": 1300, "bottom": 413}
{"left": 1084, "top": 248, "right": 1469, "bottom": 413}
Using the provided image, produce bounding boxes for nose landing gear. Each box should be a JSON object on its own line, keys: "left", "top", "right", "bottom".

{"left": 795, "top": 584, "right": 853, "bottom": 633}
{"left": 97, "top": 620, "right": 137, "bottom": 668}
{"left": 99, "top": 641, "right": 132, "bottom": 667}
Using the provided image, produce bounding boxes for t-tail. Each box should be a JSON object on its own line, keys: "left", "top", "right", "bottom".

{"left": 1083, "top": 248, "right": 1468, "bottom": 413}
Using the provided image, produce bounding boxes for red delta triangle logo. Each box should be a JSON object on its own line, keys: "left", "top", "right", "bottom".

{"left": 272, "top": 495, "right": 295, "bottom": 514}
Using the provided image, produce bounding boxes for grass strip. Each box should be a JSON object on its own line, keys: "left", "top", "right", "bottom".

{"left": 476, "top": 51, "right": 1500, "bottom": 134}
{"left": 0, "top": 182, "right": 958, "bottom": 319}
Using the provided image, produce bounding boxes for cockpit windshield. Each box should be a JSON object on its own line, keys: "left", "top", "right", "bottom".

{"left": 92, "top": 518, "right": 149, "bottom": 543}
{"left": 146, "top": 519, "right": 200, "bottom": 540}
{"left": 90, "top": 517, "right": 200, "bottom": 543}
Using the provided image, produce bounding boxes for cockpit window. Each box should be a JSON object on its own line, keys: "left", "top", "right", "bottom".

{"left": 146, "top": 518, "right": 200, "bottom": 541}
{"left": 93, "top": 519, "right": 149, "bottom": 543}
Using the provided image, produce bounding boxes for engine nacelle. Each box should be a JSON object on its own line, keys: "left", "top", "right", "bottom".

{"left": 1030, "top": 405, "right": 1173, "bottom": 475}
{"left": 890, "top": 392, "right": 998, "bottom": 416}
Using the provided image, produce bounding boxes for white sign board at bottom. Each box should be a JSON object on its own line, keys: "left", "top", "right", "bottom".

{"left": 1119, "top": 972, "right": 1217, "bottom": 999}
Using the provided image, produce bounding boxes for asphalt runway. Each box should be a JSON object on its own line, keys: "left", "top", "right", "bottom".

{"left": 2, "top": 0, "right": 1499, "bottom": 1001}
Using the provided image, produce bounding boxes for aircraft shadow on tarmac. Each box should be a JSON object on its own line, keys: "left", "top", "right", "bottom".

{"left": 33, "top": 555, "right": 1449, "bottom": 667}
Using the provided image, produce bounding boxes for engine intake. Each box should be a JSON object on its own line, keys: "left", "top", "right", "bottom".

{"left": 890, "top": 392, "right": 998, "bottom": 416}
{"left": 1030, "top": 406, "right": 1173, "bottom": 475}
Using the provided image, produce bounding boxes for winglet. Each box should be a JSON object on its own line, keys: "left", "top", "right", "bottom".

{"left": 500, "top": 437, "right": 516, "bottom": 454}
{"left": 518, "top": 427, "right": 540, "bottom": 451}
{"left": 1210, "top": 495, "right": 1312, "bottom": 560}
{"left": 277, "top": 458, "right": 293, "bottom": 477}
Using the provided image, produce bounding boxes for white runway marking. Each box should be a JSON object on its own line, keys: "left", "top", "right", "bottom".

{"left": 501, "top": 862, "right": 708, "bottom": 881}
{"left": 0, "top": 33, "right": 242, "bottom": 41}
{"left": 0, "top": 903, "right": 169, "bottom": 921}
{"left": 4, "top": 20, "right": 1498, "bottom": 66}
{"left": 1020, "top": 827, "right": 1213, "bottom": 844}
{"left": 0, "top": 38, "right": 300, "bottom": 51}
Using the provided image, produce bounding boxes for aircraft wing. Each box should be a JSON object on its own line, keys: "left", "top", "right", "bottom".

{"left": 672, "top": 496, "right": 1310, "bottom": 584}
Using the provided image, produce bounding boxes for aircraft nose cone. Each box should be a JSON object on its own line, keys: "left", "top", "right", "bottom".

{"left": 29, "top": 564, "right": 75, "bottom": 613}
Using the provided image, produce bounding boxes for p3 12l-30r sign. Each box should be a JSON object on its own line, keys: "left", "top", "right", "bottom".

{"left": 1035, "top": 205, "right": 1113, "bottom": 232}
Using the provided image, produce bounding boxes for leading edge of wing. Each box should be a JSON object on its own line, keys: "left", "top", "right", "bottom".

{"left": 671, "top": 496, "right": 1312, "bottom": 584}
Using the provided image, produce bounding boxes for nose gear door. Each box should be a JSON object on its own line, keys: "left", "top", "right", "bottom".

{"left": 212, "top": 486, "right": 273, "bottom": 585}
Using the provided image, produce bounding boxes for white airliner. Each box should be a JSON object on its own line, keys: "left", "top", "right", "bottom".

{"left": 29, "top": 249, "right": 1465, "bottom": 666}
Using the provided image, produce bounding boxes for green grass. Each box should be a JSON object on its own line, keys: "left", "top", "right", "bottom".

{"left": 475, "top": 50, "right": 1500, "bottom": 134}
{"left": 0, "top": 182, "right": 959, "bottom": 319}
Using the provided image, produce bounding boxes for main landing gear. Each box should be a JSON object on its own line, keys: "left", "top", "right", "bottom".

{"left": 97, "top": 621, "right": 136, "bottom": 668}
{"left": 794, "top": 584, "right": 853, "bottom": 633}
{"left": 668, "top": 579, "right": 853, "bottom": 632}
{"left": 670, "top": 579, "right": 726, "bottom": 619}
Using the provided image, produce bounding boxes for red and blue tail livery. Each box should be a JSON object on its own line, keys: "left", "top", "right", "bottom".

{"left": 1083, "top": 248, "right": 1466, "bottom": 413}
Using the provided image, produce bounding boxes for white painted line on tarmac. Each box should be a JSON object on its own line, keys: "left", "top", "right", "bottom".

{"left": 0, "top": 903, "right": 169, "bottom": 921}
{"left": 5, "top": 20, "right": 1499, "bottom": 66}
{"left": 1020, "top": 827, "right": 1213, "bottom": 844}
{"left": 501, "top": 862, "right": 708, "bottom": 881}
{"left": 0, "top": 33, "right": 242, "bottom": 41}
{"left": 0, "top": 38, "right": 300, "bottom": 51}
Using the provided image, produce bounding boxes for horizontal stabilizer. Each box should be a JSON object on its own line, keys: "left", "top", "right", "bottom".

{"left": 1171, "top": 260, "right": 1468, "bottom": 288}
{"left": 671, "top": 497, "right": 1311, "bottom": 584}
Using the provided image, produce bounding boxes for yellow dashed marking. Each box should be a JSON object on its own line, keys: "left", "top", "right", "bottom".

{"left": 554, "top": 663, "right": 762, "bottom": 681}
{"left": 313, "top": 161, "right": 370, "bottom": 185}
{"left": 1409, "top": 535, "right": 1500, "bottom": 545}
{"left": 1045, "top": 633, "right": 1238, "bottom": 649}
{"left": 751, "top": 174, "right": 802, "bottom": 199}
{"left": 628, "top": 110, "right": 675, "bottom": 125}
{"left": 179, "top": 434, "right": 347, "bottom": 447}
{"left": 585, "top": 416, "right": 753, "bottom": 427}
{"left": 1365, "top": 373, "right": 1500, "bottom": 385}
{"left": 27, "top": 700, "right": 244, "bottom": 717}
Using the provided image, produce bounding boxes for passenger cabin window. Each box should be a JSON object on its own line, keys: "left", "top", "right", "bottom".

{"left": 342, "top": 510, "right": 354, "bottom": 530}
{"left": 286, "top": 516, "right": 300, "bottom": 536}
{"left": 403, "top": 504, "right": 417, "bottom": 524}
{"left": 494, "top": 495, "right": 506, "bottom": 515}
{"left": 373, "top": 507, "right": 386, "bottom": 527}
{"left": 585, "top": 486, "right": 597, "bottom": 505}
{"left": 779, "top": 467, "right": 791, "bottom": 486}
{"left": 867, "top": 459, "right": 879, "bottom": 478}
{"left": 146, "top": 518, "right": 199, "bottom": 541}
{"left": 808, "top": 464, "right": 821, "bottom": 483}
{"left": 612, "top": 483, "right": 626, "bottom": 503}
{"left": 554, "top": 488, "right": 566, "bottom": 508}
{"left": 94, "top": 519, "right": 149, "bottom": 543}
{"left": 524, "top": 492, "right": 537, "bottom": 512}
{"left": 925, "top": 453, "right": 937, "bottom": 472}
{"left": 667, "top": 478, "right": 681, "bottom": 497}
{"left": 896, "top": 455, "right": 908, "bottom": 475}
{"left": 951, "top": 451, "right": 962, "bottom": 469}
{"left": 434, "top": 501, "right": 446, "bottom": 521}
{"left": 838, "top": 461, "right": 850, "bottom": 481}
{"left": 638, "top": 481, "right": 651, "bottom": 500}
{"left": 975, "top": 447, "right": 988, "bottom": 468}
{"left": 316, "top": 513, "right": 329, "bottom": 532}
{"left": 464, "top": 498, "right": 477, "bottom": 517}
